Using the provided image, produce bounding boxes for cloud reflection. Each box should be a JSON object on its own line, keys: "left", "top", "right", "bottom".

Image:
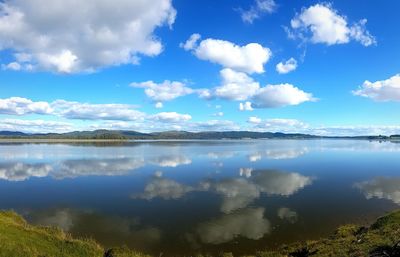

{"left": 0, "top": 157, "right": 145, "bottom": 181}
{"left": 150, "top": 155, "right": 192, "bottom": 167}
{"left": 28, "top": 208, "right": 161, "bottom": 249}
{"left": 133, "top": 176, "right": 194, "bottom": 200}
{"left": 0, "top": 163, "right": 52, "bottom": 181}
{"left": 355, "top": 177, "right": 400, "bottom": 205}
{"left": 277, "top": 207, "right": 298, "bottom": 223}
{"left": 196, "top": 208, "right": 271, "bottom": 244}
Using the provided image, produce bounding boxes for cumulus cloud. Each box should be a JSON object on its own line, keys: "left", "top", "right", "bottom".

{"left": 355, "top": 177, "right": 400, "bottom": 205}
{"left": 2, "top": 61, "right": 22, "bottom": 71}
{"left": 248, "top": 116, "right": 262, "bottom": 124}
{"left": 189, "top": 120, "right": 240, "bottom": 131}
{"left": 251, "top": 118, "right": 309, "bottom": 132}
{"left": 53, "top": 100, "right": 145, "bottom": 121}
{"left": 239, "top": 102, "right": 254, "bottom": 111}
{"left": 155, "top": 102, "right": 163, "bottom": 109}
{"left": 183, "top": 34, "right": 272, "bottom": 74}
{"left": 196, "top": 208, "right": 270, "bottom": 244}
{"left": 179, "top": 33, "right": 201, "bottom": 50}
{"left": 0, "top": 97, "right": 52, "bottom": 115}
{"left": 0, "top": 119, "right": 72, "bottom": 133}
{"left": 214, "top": 68, "right": 260, "bottom": 101}
{"left": 0, "top": 0, "right": 176, "bottom": 73}
{"left": 252, "top": 84, "right": 315, "bottom": 108}
{"left": 352, "top": 74, "right": 400, "bottom": 102}
{"left": 288, "top": 3, "right": 376, "bottom": 46}
{"left": 276, "top": 58, "right": 298, "bottom": 74}
{"left": 150, "top": 112, "right": 192, "bottom": 123}
{"left": 240, "top": 0, "right": 277, "bottom": 24}
{"left": 201, "top": 71, "right": 314, "bottom": 108}
{"left": 0, "top": 97, "right": 145, "bottom": 121}
{"left": 130, "top": 80, "right": 194, "bottom": 103}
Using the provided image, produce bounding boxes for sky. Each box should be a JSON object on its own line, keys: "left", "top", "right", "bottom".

{"left": 0, "top": 0, "right": 399, "bottom": 136}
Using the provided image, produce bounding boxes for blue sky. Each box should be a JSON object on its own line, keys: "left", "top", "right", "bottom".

{"left": 0, "top": 0, "right": 399, "bottom": 135}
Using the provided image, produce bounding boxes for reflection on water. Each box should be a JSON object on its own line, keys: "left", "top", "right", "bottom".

{"left": 355, "top": 177, "right": 400, "bottom": 205}
{"left": 0, "top": 139, "right": 399, "bottom": 256}
{"left": 28, "top": 208, "right": 162, "bottom": 250}
{"left": 195, "top": 208, "right": 271, "bottom": 244}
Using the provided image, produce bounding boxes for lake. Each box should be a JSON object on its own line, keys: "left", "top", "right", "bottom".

{"left": 0, "top": 139, "right": 399, "bottom": 256}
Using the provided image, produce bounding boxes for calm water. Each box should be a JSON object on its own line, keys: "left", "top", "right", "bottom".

{"left": 0, "top": 139, "right": 399, "bottom": 256}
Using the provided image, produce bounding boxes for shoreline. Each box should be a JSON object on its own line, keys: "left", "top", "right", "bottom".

{"left": 0, "top": 137, "right": 399, "bottom": 143}
{"left": 0, "top": 209, "right": 399, "bottom": 257}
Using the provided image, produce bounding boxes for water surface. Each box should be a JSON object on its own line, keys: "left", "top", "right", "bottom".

{"left": 0, "top": 139, "right": 399, "bottom": 256}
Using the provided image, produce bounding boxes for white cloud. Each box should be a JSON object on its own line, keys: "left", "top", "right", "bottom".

{"left": 276, "top": 58, "right": 298, "bottom": 74}
{"left": 213, "top": 112, "right": 224, "bottom": 117}
{"left": 311, "top": 125, "right": 400, "bottom": 137}
{"left": 196, "top": 208, "right": 270, "bottom": 244}
{"left": 239, "top": 102, "right": 254, "bottom": 111}
{"left": 0, "top": 97, "right": 145, "bottom": 121}
{"left": 240, "top": 0, "right": 277, "bottom": 24}
{"left": 150, "top": 112, "right": 192, "bottom": 123}
{"left": 349, "top": 19, "right": 376, "bottom": 47}
{"left": 352, "top": 74, "right": 400, "bottom": 101}
{"left": 155, "top": 102, "right": 163, "bottom": 109}
{"left": 53, "top": 100, "right": 145, "bottom": 121}
{"left": 355, "top": 177, "right": 400, "bottom": 205}
{"left": 289, "top": 3, "right": 376, "bottom": 46}
{"left": 130, "top": 80, "right": 194, "bottom": 102}
{"left": 200, "top": 71, "right": 314, "bottom": 108}
{"left": 180, "top": 33, "right": 201, "bottom": 50}
{"left": 2, "top": 61, "right": 22, "bottom": 71}
{"left": 0, "top": 97, "right": 52, "bottom": 115}
{"left": 189, "top": 120, "right": 240, "bottom": 131}
{"left": 252, "top": 84, "right": 315, "bottom": 108}
{"left": 0, "top": 119, "right": 72, "bottom": 133}
{"left": 184, "top": 35, "right": 272, "bottom": 74}
{"left": 252, "top": 118, "right": 309, "bottom": 132}
{"left": 248, "top": 116, "right": 262, "bottom": 124}
{"left": 214, "top": 68, "right": 260, "bottom": 101}
{"left": 0, "top": 0, "right": 176, "bottom": 73}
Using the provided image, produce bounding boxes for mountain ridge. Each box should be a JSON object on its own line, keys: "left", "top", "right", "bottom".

{"left": 0, "top": 129, "right": 397, "bottom": 140}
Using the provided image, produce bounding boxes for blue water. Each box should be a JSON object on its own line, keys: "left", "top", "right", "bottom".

{"left": 0, "top": 140, "right": 399, "bottom": 256}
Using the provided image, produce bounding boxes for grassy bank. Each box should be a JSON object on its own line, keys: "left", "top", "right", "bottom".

{"left": 0, "top": 210, "right": 399, "bottom": 257}
{"left": 0, "top": 211, "right": 148, "bottom": 257}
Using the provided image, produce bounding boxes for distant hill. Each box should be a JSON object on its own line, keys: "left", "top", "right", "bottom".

{"left": 0, "top": 131, "right": 29, "bottom": 137}
{"left": 0, "top": 129, "right": 396, "bottom": 140}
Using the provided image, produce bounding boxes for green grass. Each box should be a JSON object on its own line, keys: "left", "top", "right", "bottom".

{"left": 0, "top": 210, "right": 399, "bottom": 257}
{"left": 0, "top": 211, "right": 150, "bottom": 257}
